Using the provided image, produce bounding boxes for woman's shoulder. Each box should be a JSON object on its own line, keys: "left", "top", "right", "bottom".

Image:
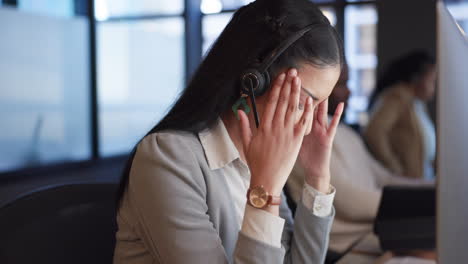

{"left": 382, "top": 83, "right": 413, "bottom": 102}
{"left": 140, "top": 130, "right": 199, "bottom": 147}
{"left": 371, "top": 84, "right": 412, "bottom": 115}
{"left": 136, "top": 130, "right": 205, "bottom": 163}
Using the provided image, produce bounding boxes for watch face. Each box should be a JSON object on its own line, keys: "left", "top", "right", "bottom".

{"left": 249, "top": 186, "right": 268, "bottom": 208}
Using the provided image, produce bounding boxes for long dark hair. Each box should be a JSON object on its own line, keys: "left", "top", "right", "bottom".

{"left": 116, "top": 0, "right": 344, "bottom": 204}
{"left": 368, "top": 50, "right": 435, "bottom": 110}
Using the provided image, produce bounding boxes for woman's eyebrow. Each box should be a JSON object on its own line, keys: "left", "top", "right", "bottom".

{"left": 301, "top": 87, "right": 319, "bottom": 101}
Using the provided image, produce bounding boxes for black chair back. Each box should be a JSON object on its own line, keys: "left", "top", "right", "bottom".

{"left": 0, "top": 183, "right": 118, "bottom": 264}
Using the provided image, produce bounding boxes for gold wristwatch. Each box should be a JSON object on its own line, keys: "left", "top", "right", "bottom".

{"left": 247, "top": 186, "right": 281, "bottom": 209}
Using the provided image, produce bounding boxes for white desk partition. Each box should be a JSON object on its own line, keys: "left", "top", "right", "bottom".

{"left": 437, "top": 2, "right": 468, "bottom": 263}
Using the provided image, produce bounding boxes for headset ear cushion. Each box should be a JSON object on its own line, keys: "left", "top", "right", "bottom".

{"left": 240, "top": 68, "right": 265, "bottom": 97}
{"left": 258, "top": 70, "right": 271, "bottom": 97}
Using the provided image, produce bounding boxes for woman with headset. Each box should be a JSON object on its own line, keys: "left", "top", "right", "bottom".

{"left": 113, "top": 0, "right": 344, "bottom": 263}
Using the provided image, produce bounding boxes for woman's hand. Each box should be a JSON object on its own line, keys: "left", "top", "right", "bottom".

{"left": 238, "top": 68, "right": 314, "bottom": 199}
{"left": 298, "top": 99, "right": 344, "bottom": 193}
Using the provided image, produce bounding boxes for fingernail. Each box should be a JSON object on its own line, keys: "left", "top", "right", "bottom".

{"left": 279, "top": 73, "right": 286, "bottom": 80}
{"left": 307, "top": 97, "right": 312, "bottom": 104}
{"left": 289, "top": 68, "right": 297, "bottom": 77}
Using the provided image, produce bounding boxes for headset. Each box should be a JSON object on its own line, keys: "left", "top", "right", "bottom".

{"left": 239, "top": 24, "right": 320, "bottom": 128}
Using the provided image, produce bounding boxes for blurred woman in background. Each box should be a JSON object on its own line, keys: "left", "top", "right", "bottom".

{"left": 365, "top": 51, "right": 436, "bottom": 180}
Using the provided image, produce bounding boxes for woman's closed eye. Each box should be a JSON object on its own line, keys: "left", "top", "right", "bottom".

{"left": 299, "top": 88, "right": 316, "bottom": 110}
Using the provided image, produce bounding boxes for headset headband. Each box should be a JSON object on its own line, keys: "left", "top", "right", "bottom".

{"left": 257, "top": 24, "right": 320, "bottom": 73}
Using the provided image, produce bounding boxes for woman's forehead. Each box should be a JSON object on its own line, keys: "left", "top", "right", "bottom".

{"left": 297, "top": 64, "right": 341, "bottom": 102}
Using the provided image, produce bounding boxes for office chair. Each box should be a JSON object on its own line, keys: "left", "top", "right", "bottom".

{"left": 0, "top": 183, "right": 118, "bottom": 264}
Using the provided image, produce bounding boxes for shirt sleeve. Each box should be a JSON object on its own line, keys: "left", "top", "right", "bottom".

{"left": 239, "top": 184, "right": 335, "bottom": 249}
{"left": 240, "top": 205, "right": 285, "bottom": 248}
{"left": 301, "top": 183, "right": 336, "bottom": 217}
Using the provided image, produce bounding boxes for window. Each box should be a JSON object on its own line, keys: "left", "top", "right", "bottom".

{"left": 96, "top": 2, "right": 185, "bottom": 156}
{"left": 0, "top": 3, "right": 90, "bottom": 172}
{"left": 95, "top": 0, "right": 183, "bottom": 19}
{"left": 201, "top": 0, "right": 254, "bottom": 13}
{"left": 0, "top": 0, "right": 378, "bottom": 175}
{"left": 344, "top": 4, "right": 378, "bottom": 125}
{"left": 319, "top": 6, "right": 337, "bottom": 26}
{"left": 202, "top": 13, "right": 234, "bottom": 54}
{"left": 17, "top": 0, "right": 75, "bottom": 17}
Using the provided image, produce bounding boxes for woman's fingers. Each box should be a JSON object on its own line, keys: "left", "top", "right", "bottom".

{"left": 285, "top": 76, "right": 301, "bottom": 127}
{"left": 328, "top": 102, "right": 344, "bottom": 137}
{"left": 305, "top": 110, "right": 313, "bottom": 135}
{"left": 262, "top": 73, "right": 286, "bottom": 128}
{"left": 273, "top": 69, "right": 296, "bottom": 126}
{"left": 238, "top": 110, "right": 253, "bottom": 152}
{"left": 296, "top": 97, "right": 314, "bottom": 135}
{"left": 311, "top": 106, "right": 319, "bottom": 130}
{"left": 317, "top": 98, "right": 329, "bottom": 127}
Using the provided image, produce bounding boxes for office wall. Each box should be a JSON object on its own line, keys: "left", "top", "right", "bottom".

{"left": 377, "top": 0, "right": 437, "bottom": 119}
{"left": 377, "top": 0, "right": 437, "bottom": 76}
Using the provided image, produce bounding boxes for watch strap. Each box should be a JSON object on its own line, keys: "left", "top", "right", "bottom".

{"left": 268, "top": 195, "right": 281, "bottom": 206}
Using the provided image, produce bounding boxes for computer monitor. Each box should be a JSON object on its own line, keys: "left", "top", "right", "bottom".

{"left": 436, "top": 2, "right": 468, "bottom": 263}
